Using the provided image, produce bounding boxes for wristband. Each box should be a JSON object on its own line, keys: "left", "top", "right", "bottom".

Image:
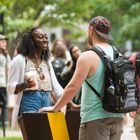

{"left": 23, "top": 81, "right": 28, "bottom": 88}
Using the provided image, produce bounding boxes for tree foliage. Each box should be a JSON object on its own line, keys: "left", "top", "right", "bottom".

{"left": 0, "top": 0, "right": 140, "bottom": 57}
{"left": 0, "top": 0, "right": 11, "bottom": 7}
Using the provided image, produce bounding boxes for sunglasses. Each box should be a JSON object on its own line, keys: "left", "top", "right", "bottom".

{"left": 35, "top": 66, "right": 45, "bottom": 80}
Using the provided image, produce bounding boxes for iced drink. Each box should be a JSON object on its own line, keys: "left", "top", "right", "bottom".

{"left": 26, "top": 71, "right": 38, "bottom": 90}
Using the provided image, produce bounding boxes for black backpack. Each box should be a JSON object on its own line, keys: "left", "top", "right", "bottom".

{"left": 86, "top": 46, "right": 139, "bottom": 113}
{"left": 51, "top": 57, "right": 68, "bottom": 88}
{"left": 52, "top": 57, "right": 66, "bottom": 78}
{"left": 136, "top": 52, "right": 140, "bottom": 76}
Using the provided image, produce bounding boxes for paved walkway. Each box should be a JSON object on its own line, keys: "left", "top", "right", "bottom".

{"left": 0, "top": 129, "right": 138, "bottom": 140}
{"left": 122, "top": 115, "right": 137, "bottom": 140}
{"left": 122, "top": 132, "right": 137, "bottom": 140}
{"left": 0, "top": 130, "right": 138, "bottom": 139}
{"left": 121, "top": 113, "right": 137, "bottom": 140}
{"left": 0, "top": 130, "right": 22, "bottom": 137}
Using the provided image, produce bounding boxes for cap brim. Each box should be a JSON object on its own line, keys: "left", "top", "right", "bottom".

{"left": 0, "top": 38, "right": 8, "bottom": 40}
{"left": 95, "top": 29, "right": 113, "bottom": 40}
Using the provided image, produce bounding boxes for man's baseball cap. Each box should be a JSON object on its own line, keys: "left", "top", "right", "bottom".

{"left": 89, "top": 16, "right": 113, "bottom": 40}
{"left": 0, "top": 34, "right": 8, "bottom": 40}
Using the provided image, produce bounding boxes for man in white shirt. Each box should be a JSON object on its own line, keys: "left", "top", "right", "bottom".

{"left": 0, "top": 34, "right": 11, "bottom": 115}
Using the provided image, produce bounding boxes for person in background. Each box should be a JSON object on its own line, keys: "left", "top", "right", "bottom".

{"left": 51, "top": 44, "right": 69, "bottom": 88}
{"left": 51, "top": 38, "right": 71, "bottom": 62}
{"left": 61, "top": 44, "right": 82, "bottom": 105}
{"left": 129, "top": 53, "right": 140, "bottom": 140}
{"left": 61, "top": 44, "right": 81, "bottom": 81}
{"left": 39, "top": 16, "right": 124, "bottom": 140}
{"left": 0, "top": 34, "right": 11, "bottom": 115}
{"left": 84, "top": 44, "right": 92, "bottom": 52}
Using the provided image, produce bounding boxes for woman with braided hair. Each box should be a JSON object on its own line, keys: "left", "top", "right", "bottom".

{"left": 7, "top": 27, "right": 67, "bottom": 139}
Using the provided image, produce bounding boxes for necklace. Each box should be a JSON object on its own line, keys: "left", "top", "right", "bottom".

{"left": 35, "top": 53, "right": 45, "bottom": 80}
{"left": 35, "top": 53, "right": 39, "bottom": 66}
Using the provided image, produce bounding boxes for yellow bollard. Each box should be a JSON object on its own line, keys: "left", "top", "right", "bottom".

{"left": 48, "top": 112, "right": 70, "bottom": 140}
{"left": 22, "top": 112, "right": 70, "bottom": 140}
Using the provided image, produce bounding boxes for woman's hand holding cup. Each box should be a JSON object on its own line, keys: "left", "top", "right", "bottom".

{"left": 26, "top": 78, "right": 36, "bottom": 88}
{"left": 25, "top": 71, "right": 38, "bottom": 89}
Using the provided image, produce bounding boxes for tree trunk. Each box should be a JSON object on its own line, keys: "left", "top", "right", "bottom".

{"left": 8, "top": 32, "right": 23, "bottom": 59}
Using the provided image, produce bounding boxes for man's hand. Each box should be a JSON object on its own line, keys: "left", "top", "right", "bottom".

{"left": 67, "top": 100, "right": 81, "bottom": 109}
{"left": 129, "top": 111, "right": 136, "bottom": 118}
{"left": 71, "top": 103, "right": 81, "bottom": 109}
{"left": 39, "top": 106, "right": 55, "bottom": 113}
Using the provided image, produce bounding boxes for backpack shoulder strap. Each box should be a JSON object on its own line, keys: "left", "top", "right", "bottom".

{"left": 111, "top": 46, "right": 119, "bottom": 59}
{"left": 86, "top": 46, "right": 110, "bottom": 101}
{"left": 87, "top": 46, "right": 110, "bottom": 63}
{"left": 85, "top": 80, "right": 103, "bottom": 101}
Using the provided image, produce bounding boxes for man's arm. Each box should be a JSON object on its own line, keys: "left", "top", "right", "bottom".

{"left": 129, "top": 111, "right": 136, "bottom": 118}
{"left": 129, "top": 54, "right": 136, "bottom": 66}
{"left": 60, "top": 105, "right": 67, "bottom": 115}
{"left": 39, "top": 52, "right": 92, "bottom": 113}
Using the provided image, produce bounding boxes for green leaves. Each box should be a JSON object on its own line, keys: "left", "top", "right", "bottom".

{"left": 1, "top": 0, "right": 140, "bottom": 57}
{"left": 0, "top": 0, "right": 11, "bottom": 7}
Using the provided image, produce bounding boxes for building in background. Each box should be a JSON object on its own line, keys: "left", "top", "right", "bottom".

{"left": 42, "top": 26, "right": 87, "bottom": 52}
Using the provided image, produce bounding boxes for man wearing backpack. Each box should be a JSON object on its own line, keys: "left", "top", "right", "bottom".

{"left": 39, "top": 16, "right": 124, "bottom": 140}
{"left": 129, "top": 53, "right": 140, "bottom": 140}
{"left": 0, "top": 34, "right": 11, "bottom": 115}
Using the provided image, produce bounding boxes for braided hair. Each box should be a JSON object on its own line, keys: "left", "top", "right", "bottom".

{"left": 16, "top": 27, "right": 50, "bottom": 61}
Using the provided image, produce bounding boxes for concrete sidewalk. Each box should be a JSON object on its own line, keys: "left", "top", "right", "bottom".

{"left": 121, "top": 132, "right": 137, "bottom": 140}
{"left": 121, "top": 113, "right": 137, "bottom": 140}
{"left": 0, "top": 130, "right": 22, "bottom": 137}
{"left": 0, "top": 130, "right": 138, "bottom": 139}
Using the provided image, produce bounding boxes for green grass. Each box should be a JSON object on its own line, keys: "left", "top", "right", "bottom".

{"left": 0, "top": 137, "right": 23, "bottom": 140}
{"left": 0, "top": 128, "right": 20, "bottom": 131}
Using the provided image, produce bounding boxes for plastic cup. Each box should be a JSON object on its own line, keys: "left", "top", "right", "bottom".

{"left": 26, "top": 71, "right": 38, "bottom": 90}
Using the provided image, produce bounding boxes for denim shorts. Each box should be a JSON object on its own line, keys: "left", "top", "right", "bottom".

{"left": 18, "top": 90, "right": 51, "bottom": 118}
